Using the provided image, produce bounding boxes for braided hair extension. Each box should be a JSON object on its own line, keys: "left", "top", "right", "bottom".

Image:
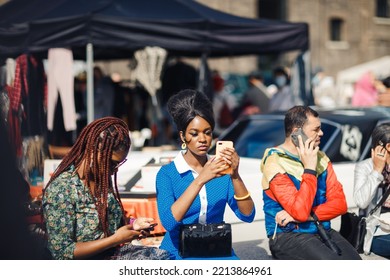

{"left": 44, "top": 117, "right": 131, "bottom": 237}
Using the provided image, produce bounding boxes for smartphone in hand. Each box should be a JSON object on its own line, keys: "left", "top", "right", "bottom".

{"left": 216, "top": 141, "right": 233, "bottom": 174}
{"left": 132, "top": 220, "right": 158, "bottom": 231}
{"left": 291, "top": 128, "right": 308, "bottom": 147}
{"left": 145, "top": 223, "right": 158, "bottom": 231}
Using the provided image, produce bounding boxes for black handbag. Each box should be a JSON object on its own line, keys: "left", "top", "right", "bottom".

{"left": 179, "top": 222, "right": 232, "bottom": 258}
{"left": 339, "top": 212, "right": 366, "bottom": 253}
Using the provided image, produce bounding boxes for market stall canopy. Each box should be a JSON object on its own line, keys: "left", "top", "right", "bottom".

{"left": 0, "top": 0, "right": 309, "bottom": 59}
{"left": 0, "top": 0, "right": 311, "bottom": 124}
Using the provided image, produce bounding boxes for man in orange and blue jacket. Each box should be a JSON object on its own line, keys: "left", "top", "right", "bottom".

{"left": 260, "top": 105, "right": 361, "bottom": 260}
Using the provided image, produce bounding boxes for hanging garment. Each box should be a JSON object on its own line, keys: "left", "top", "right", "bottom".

{"left": 6, "top": 58, "right": 16, "bottom": 86}
{"left": 8, "top": 54, "right": 46, "bottom": 157}
{"left": 8, "top": 55, "right": 28, "bottom": 157}
{"left": 0, "top": 58, "right": 15, "bottom": 87}
{"left": 21, "top": 55, "right": 46, "bottom": 137}
{"left": 47, "top": 48, "right": 76, "bottom": 131}
{"left": 10, "top": 55, "right": 28, "bottom": 114}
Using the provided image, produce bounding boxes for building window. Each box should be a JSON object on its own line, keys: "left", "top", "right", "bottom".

{"left": 258, "top": 0, "right": 286, "bottom": 20}
{"left": 330, "top": 18, "right": 343, "bottom": 41}
{"left": 376, "top": 0, "right": 390, "bottom": 18}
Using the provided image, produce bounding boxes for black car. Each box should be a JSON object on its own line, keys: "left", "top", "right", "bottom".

{"left": 212, "top": 107, "right": 390, "bottom": 164}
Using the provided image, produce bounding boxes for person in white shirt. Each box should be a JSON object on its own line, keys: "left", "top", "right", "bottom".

{"left": 353, "top": 123, "right": 390, "bottom": 258}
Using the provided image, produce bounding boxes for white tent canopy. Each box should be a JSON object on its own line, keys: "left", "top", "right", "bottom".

{"left": 337, "top": 56, "right": 390, "bottom": 84}
{"left": 336, "top": 56, "right": 390, "bottom": 106}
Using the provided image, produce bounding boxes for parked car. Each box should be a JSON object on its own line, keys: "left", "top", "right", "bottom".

{"left": 211, "top": 107, "right": 390, "bottom": 162}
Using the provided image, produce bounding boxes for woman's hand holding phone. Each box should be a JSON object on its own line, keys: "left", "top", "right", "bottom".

{"left": 132, "top": 218, "right": 157, "bottom": 231}
{"left": 372, "top": 145, "right": 387, "bottom": 173}
{"left": 132, "top": 218, "right": 158, "bottom": 240}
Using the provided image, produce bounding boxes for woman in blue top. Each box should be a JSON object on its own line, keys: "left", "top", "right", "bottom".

{"left": 156, "top": 89, "right": 255, "bottom": 260}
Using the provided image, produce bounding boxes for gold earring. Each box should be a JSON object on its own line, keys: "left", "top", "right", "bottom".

{"left": 181, "top": 142, "right": 187, "bottom": 150}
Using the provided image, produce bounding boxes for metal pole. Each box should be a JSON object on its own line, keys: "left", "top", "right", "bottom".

{"left": 86, "top": 43, "right": 94, "bottom": 124}
{"left": 197, "top": 53, "right": 207, "bottom": 92}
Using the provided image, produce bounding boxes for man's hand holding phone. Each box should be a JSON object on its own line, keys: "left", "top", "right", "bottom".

{"left": 291, "top": 128, "right": 308, "bottom": 147}
{"left": 291, "top": 128, "right": 318, "bottom": 170}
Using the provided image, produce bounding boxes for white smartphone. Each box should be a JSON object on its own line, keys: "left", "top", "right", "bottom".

{"left": 216, "top": 141, "right": 233, "bottom": 174}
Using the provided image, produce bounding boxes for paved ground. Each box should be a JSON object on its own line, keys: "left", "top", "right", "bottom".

{"left": 233, "top": 239, "right": 273, "bottom": 260}
{"left": 233, "top": 239, "right": 387, "bottom": 260}
{"left": 142, "top": 234, "right": 386, "bottom": 260}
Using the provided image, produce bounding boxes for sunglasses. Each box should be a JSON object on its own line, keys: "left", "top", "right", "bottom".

{"left": 110, "top": 158, "right": 127, "bottom": 171}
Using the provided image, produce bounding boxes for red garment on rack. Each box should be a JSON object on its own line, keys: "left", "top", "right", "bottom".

{"left": 8, "top": 54, "right": 46, "bottom": 157}
{"left": 8, "top": 55, "right": 40, "bottom": 157}
{"left": 10, "top": 55, "right": 28, "bottom": 112}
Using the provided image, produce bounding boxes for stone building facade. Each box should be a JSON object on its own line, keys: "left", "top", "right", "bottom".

{"left": 287, "top": 0, "right": 390, "bottom": 78}
{"left": 199, "top": 0, "right": 390, "bottom": 79}
{"left": 195, "top": 0, "right": 260, "bottom": 74}
{"left": 1, "top": 0, "right": 389, "bottom": 83}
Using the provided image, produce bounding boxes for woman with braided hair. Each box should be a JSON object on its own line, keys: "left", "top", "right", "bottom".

{"left": 43, "top": 117, "right": 169, "bottom": 260}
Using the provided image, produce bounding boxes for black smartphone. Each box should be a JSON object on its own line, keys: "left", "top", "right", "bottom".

{"left": 291, "top": 128, "right": 308, "bottom": 147}
{"left": 146, "top": 223, "right": 158, "bottom": 231}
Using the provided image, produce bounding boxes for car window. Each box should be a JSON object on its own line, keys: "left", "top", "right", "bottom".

{"left": 234, "top": 119, "right": 285, "bottom": 159}
{"left": 322, "top": 116, "right": 390, "bottom": 163}
{"left": 212, "top": 115, "right": 390, "bottom": 165}
{"left": 215, "top": 118, "right": 340, "bottom": 158}
{"left": 214, "top": 117, "right": 341, "bottom": 160}
{"left": 318, "top": 119, "right": 345, "bottom": 162}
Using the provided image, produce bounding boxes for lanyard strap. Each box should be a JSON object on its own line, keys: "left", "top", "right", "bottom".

{"left": 369, "top": 184, "right": 390, "bottom": 216}
{"left": 311, "top": 212, "right": 342, "bottom": 255}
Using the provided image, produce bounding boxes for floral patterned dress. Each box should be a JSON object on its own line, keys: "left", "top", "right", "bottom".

{"left": 42, "top": 165, "right": 123, "bottom": 259}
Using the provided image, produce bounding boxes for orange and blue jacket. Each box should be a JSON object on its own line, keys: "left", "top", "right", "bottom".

{"left": 260, "top": 147, "right": 347, "bottom": 237}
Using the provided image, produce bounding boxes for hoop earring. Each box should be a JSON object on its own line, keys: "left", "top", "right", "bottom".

{"left": 181, "top": 142, "right": 187, "bottom": 150}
